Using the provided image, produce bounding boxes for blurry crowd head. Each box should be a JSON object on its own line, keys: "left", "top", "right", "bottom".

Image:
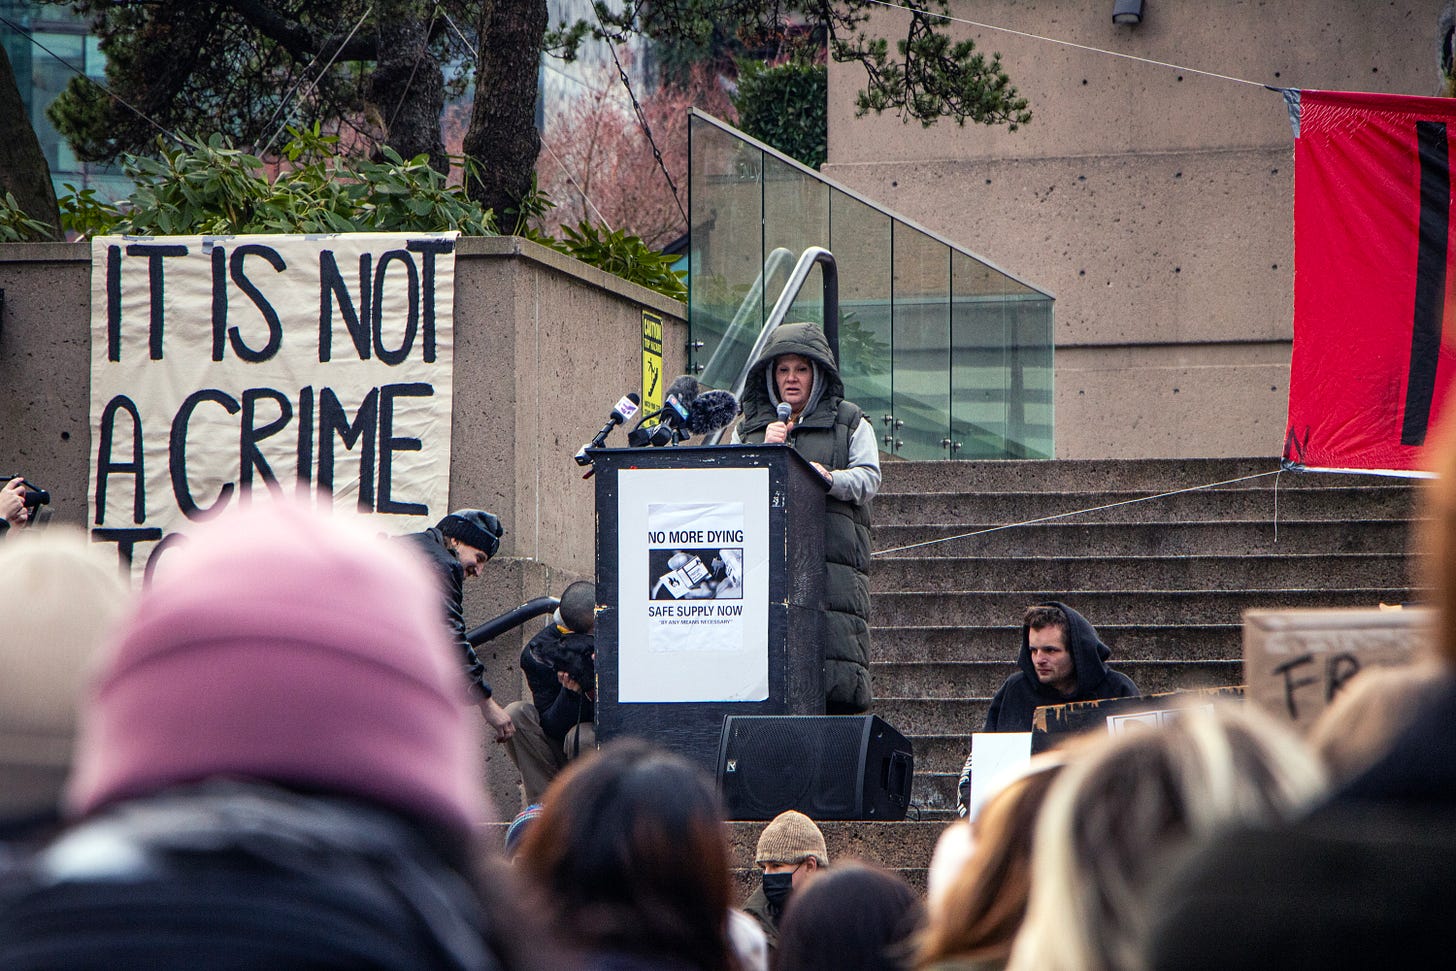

{"left": 1006, "top": 705, "right": 1325, "bottom": 971}
{"left": 1308, "top": 661, "right": 1449, "bottom": 783}
{"left": 918, "top": 755, "right": 1068, "bottom": 969}
{"left": 0, "top": 528, "right": 129, "bottom": 821}
{"left": 1423, "top": 419, "right": 1456, "bottom": 668}
{"left": 515, "top": 739, "right": 736, "bottom": 971}
{"left": 774, "top": 863, "right": 922, "bottom": 971}
{"left": 66, "top": 499, "right": 486, "bottom": 838}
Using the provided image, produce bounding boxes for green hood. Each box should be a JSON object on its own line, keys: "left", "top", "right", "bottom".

{"left": 741, "top": 322, "right": 844, "bottom": 422}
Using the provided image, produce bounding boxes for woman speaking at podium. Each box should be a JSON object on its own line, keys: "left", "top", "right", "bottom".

{"left": 731, "top": 322, "right": 881, "bottom": 714}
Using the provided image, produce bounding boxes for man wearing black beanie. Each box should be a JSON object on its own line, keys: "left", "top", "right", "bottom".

{"left": 406, "top": 509, "right": 515, "bottom": 742}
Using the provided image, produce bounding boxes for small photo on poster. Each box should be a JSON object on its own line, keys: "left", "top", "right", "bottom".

{"left": 649, "top": 548, "right": 745, "bottom": 600}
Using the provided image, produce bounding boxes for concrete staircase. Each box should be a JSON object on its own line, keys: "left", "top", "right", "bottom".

{"left": 871, "top": 457, "right": 1422, "bottom": 823}
{"left": 488, "top": 458, "right": 1422, "bottom": 897}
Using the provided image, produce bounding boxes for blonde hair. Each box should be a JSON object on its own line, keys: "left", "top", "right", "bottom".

{"left": 1006, "top": 704, "right": 1326, "bottom": 971}
{"left": 916, "top": 761, "right": 1065, "bottom": 968}
{"left": 1421, "top": 416, "right": 1456, "bottom": 666}
{"left": 1307, "top": 662, "right": 1447, "bottom": 783}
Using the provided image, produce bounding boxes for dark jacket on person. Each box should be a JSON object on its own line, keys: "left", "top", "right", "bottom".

{"left": 981, "top": 601, "right": 1140, "bottom": 732}
{"left": 521, "top": 622, "right": 595, "bottom": 743}
{"left": 405, "top": 527, "right": 491, "bottom": 697}
{"left": 1333, "top": 673, "right": 1456, "bottom": 809}
{"left": 736, "top": 322, "right": 875, "bottom": 713}
{"left": 741, "top": 886, "right": 781, "bottom": 951}
{"left": 0, "top": 781, "right": 500, "bottom": 971}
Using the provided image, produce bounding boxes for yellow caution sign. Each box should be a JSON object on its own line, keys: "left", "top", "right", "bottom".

{"left": 641, "top": 310, "right": 663, "bottom": 414}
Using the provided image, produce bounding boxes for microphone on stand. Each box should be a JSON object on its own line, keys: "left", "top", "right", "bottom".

{"left": 685, "top": 390, "right": 741, "bottom": 438}
{"left": 575, "top": 393, "right": 641, "bottom": 466}
{"left": 628, "top": 375, "right": 701, "bottom": 447}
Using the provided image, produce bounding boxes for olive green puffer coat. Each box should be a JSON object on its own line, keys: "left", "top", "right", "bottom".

{"left": 736, "top": 322, "right": 874, "bottom": 712}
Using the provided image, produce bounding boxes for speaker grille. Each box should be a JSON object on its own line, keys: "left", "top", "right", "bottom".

{"left": 730, "top": 716, "right": 864, "bottom": 816}
{"left": 721, "top": 715, "right": 915, "bottom": 820}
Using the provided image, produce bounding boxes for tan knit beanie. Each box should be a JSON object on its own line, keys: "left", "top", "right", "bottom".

{"left": 755, "top": 810, "right": 828, "bottom": 867}
{"left": 0, "top": 527, "right": 130, "bottom": 816}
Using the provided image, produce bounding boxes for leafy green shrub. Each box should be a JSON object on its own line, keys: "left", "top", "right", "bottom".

{"left": 0, "top": 192, "right": 54, "bottom": 242}
{"left": 58, "top": 185, "right": 122, "bottom": 239}
{"left": 0, "top": 127, "right": 685, "bottom": 300}
{"left": 110, "top": 129, "right": 496, "bottom": 237}
{"left": 732, "top": 60, "right": 828, "bottom": 170}
{"left": 541, "top": 220, "right": 687, "bottom": 301}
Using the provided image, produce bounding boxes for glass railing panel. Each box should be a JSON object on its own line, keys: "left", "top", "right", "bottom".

{"left": 829, "top": 189, "right": 893, "bottom": 444}
{"left": 689, "top": 116, "right": 766, "bottom": 387}
{"left": 1008, "top": 297, "right": 1055, "bottom": 459}
{"left": 952, "top": 250, "right": 1009, "bottom": 458}
{"left": 763, "top": 153, "right": 829, "bottom": 330}
{"left": 686, "top": 110, "right": 1053, "bottom": 460}
{"left": 890, "top": 222, "right": 952, "bottom": 461}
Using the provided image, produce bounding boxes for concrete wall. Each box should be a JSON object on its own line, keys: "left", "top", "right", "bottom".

{"left": 823, "top": 0, "right": 1447, "bottom": 457}
{"left": 0, "top": 235, "right": 686, "bottom": 815}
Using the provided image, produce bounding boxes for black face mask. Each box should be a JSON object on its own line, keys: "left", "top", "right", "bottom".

{"left": 762, "top": 870, "right": 795, "bottom": 912}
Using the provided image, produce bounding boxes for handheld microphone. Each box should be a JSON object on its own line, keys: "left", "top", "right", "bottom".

{"left": 776, "top": 402, "right": 792, "bottom": 424}
{"left": 575, "top": 393, "right": 641, "bottom": 465}
{"left": 685, "top": 390, "right": 741, "bottom": 437}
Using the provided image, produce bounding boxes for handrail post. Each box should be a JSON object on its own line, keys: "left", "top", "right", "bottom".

{"left": 818, "top": 250, "right": 839, "bottom": 364}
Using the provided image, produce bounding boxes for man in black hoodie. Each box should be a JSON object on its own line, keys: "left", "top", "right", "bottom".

{"left": 956, "top": 603, "right": 1140, "bottom": 816}
{"left": 983, "top": 602, "right": 1140, "bottom": 732}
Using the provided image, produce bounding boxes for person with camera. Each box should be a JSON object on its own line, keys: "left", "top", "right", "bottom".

{"left": 504, "top": 580, "right": 597, "bottom": 803}
{"left": 1, "top": 476, "right": 34, "bottom": 535}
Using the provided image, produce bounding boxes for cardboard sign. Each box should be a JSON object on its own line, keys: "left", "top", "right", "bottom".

{"left": 1031, "top": 687, "right": 1245, "bottom": 753}
{"left": 1243, "top": 607, "right": 1433, "bottom": 731}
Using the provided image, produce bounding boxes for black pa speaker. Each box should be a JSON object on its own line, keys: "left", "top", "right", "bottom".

{"left": 716, "top": 715, "right": 914, "bottom": 821}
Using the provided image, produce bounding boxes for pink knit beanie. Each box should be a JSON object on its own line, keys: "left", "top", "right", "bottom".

{"left": 66, "top": 500, "right": 486, "bottom": 836}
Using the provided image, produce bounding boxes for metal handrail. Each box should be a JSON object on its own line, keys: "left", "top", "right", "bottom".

{"left": 705, "top": 246, "right": 840, "bottom": 444}
{"left": 697, "top": 246, "right": 797, "bottom": 388}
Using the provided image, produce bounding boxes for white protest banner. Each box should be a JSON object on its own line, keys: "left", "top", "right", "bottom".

{"left": 88, "top": 233, "right": 457, "bottom": 580}
{"left": 616, "top": 467, "right": 770, "bottom": 702}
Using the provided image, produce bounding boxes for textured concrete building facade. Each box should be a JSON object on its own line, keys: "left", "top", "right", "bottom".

{"left": 823, "top": 0, "right": 1448, "bottom": 458}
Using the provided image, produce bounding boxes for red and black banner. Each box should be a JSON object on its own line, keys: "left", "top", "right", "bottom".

{"left": 1284, "top": 89, "right": 1456, "bottom": 475}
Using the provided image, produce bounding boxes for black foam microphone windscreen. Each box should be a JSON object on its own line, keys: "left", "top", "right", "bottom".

{"left": 662, "top": 375, "right": 702, "bottom": 423}
{"left": 686, "top": 390, "right": 741, "bottom": 435}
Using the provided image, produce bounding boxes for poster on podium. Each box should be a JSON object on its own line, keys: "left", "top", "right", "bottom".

{"left": 617, "top": 467, "right": 770, "bottom": 703}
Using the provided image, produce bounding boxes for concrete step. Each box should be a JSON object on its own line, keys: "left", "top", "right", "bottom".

{"left": 873, "top": 519, "right": 1416, "bottom": 558}
{"left": 872, "top": 588, "right": 1422, "bottom": 627}
{"left": 878, "top": 458, "right": 1400, "bottom": 493}
{"left": 873, "top": 697, "right": 991, "bottom": 736}
{"left": 871, "top": 553, "right": 1413, "bottom": 593}
{"left": 911, "top": 733, "right": 976, "bottom": 773}
{"left": 911, "top": 771, "right": 961, "bottom": 814}
{"left": 871, "top": 659, "right": 1242, "bottom": 699}
{"left": 875, "top": 486, "right": 1415, "bottom": 524}
{"left": 872, "top": 623, "right": 1244, "bottom": 662}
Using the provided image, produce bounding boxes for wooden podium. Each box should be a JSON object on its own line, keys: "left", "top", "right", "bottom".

{"left": 590, "top": 444, "right": 827, "bottom": 773}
